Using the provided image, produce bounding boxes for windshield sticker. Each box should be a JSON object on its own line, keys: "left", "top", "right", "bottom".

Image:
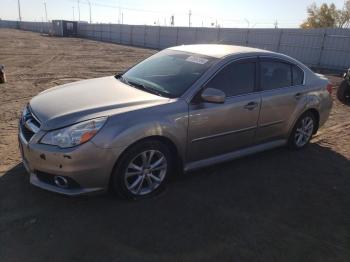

{"left": 186, "top": 56, "right": 209, "bottom": 64}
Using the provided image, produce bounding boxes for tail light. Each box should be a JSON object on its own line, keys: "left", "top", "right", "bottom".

{"left": 326, "top": 83, "right": 333, "bottom": 94}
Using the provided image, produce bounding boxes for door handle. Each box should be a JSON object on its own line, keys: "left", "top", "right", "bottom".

{"left": 244, "top": 101, "right": 259, "bottom": 110}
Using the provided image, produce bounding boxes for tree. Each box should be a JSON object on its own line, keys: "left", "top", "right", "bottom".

{"left": 300, "top": 1, "right": 350, "bottom": 29}
{"left": 337, "top": 0, "right": 350, "bottom": 28}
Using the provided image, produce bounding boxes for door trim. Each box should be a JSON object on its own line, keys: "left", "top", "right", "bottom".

{"left": 258, "top": 120, "right": 284, "bottom": 128}
{"left": 191, "top": 126, "right": 256, "bottom": 143}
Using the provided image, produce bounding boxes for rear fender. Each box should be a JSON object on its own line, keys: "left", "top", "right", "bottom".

{"left": 286, "top": 93, "right": 322, "bottom": 137}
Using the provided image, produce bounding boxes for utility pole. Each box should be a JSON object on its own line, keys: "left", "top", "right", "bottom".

{"left": 121, "top": 12, "right": 124, "bottom": 24}
{"left": 17, "top": 0, "right": 22, "bottom": 22}
{"left": 77, "top": 0, "right": 81, "bottom": 22}
{"left": 188, "top": 10, "right": 192, "bottom": 27}
{"left": 116, "top": 1, "right": 118, "bottom": 23}
{"left": 274, "top": 19, "right": 278, "bottom": 29}
{"left": 244, "top": 18, "right": 250, "bottom": 28}
{"left": 117, "top": 0, "right": 121, "bottom": 24}
{"left": 72, "top": 6, "right": 75, "bottom": 21}
{"left": 43, "top": 1, "right": 48, "bottom": 22}
{"left": 88, "top": 0, "right": 92, "bottom": 23}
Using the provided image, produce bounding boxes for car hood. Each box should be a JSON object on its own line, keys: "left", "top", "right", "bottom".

{"left": 29, "top": 76, "right": 169, "bottom": 130}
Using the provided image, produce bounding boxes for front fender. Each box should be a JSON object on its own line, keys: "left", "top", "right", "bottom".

{"left": 91, "top": 100, "right": 189, "bottom": 161}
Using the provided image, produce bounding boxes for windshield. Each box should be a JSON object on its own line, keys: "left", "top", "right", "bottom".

{"left": 119, "top": 50, "right": 218, "bottom": 98}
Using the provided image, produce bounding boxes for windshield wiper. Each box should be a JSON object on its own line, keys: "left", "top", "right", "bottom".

{"left": 116, "top": 75, "right": 170, "bottom": 98}
{"left": 125, "top": 80, "right": 166, "bottom": 97}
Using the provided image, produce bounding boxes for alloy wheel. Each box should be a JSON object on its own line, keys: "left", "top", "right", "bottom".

{"left": 124, "top": 150, "right": 167, "bottom": 196}
{"left": 294, "top": 116, "right": 314, "bottom": 148}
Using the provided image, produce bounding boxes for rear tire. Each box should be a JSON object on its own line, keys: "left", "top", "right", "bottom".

{"left": 337, "top": 80, "right": 350, "bottom": 104}
{"left": 288, "top": 112, "right": 316, "bottom": 150}
{"left": 111, "top": 140, "right": 175, "bottom": 200}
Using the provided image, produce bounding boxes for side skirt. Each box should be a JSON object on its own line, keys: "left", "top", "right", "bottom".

{"left": 184, "top": 139, "right": 287, "bottom": 172}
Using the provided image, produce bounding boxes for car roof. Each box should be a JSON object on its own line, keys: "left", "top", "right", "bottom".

{"left": 168, "top": 44, "right": 273, "bottom": 58}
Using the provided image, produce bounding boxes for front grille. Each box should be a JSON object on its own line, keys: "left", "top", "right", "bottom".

{"left": 36, "top": 171, "right": 81, "bottom": 189}
{"left": 20, "top": 106, "right": 40, "bottom": 142}
{"left": 20, "top": 123, "right": 35, "bottom": 141}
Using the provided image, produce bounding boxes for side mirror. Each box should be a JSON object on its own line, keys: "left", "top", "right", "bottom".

{"left": 115, "top": 73, "right": 123, "bottom": 78}
{"left": 201, "top": 88, "right": 226, "bottom": 104}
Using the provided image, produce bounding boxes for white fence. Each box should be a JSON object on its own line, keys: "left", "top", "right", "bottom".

{"left": 1, "top": 20, "right": 350, "bottom": 71}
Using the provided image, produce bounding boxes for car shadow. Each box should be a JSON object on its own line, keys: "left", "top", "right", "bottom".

{"left": 1, "top": 143, "right": 350, "bottom": 262}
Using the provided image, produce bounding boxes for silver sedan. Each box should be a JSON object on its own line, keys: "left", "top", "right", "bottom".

{"left": 18, "top": 44, "right": 333, "bottom": 199}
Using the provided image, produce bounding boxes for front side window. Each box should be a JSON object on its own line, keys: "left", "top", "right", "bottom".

{"left": 205, "top": 62, "right": 256, "bottom": 97}
{"left": 120, "top": 50, "right": 218, "bottom": 98}
{"left": 260, "top": 61, "right": 292, "bottom": 90}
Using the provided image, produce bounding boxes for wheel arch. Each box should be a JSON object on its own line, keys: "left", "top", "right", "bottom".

{"left": 289, "top": 107, "right": 320, "bottom": 138}
{"left": 307, "top": 108, "right": 320, "bottom": 134}
{"left": 109, "top": 135, "right": 183, "bottom": 188}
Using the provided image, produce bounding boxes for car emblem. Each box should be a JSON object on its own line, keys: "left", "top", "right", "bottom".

{"left": 25, "top": 119, "right": 40, "bottom": 133}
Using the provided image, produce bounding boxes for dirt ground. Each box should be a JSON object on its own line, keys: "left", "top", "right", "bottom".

{"left": 0, "top": 29, "right": 350, "bottom": 262}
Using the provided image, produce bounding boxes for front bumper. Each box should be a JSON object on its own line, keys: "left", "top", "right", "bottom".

{"left": 19, "top": 130, "right": 120, "bottom": 196}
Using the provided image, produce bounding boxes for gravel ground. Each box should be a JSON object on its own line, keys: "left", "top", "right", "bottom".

{"left": 0, "top": 29, "right": 350, "bottom": 262}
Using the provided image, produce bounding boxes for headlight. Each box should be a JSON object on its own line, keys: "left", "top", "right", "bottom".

{"left": 40, "top": 117, "right": 107, "bottom": 148}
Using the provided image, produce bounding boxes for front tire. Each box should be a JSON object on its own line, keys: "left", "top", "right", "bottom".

{"left": 288, "top": 112, "right": 316, "bottom": 150}
{"left": 111, "top": 140, "right": 175, "bottom": 200}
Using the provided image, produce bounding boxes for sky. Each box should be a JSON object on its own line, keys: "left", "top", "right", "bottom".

{"left": 0, "top": 0, "right": 347, "bottom": 28}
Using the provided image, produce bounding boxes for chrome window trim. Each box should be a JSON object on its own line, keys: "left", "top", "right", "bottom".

{"left": 184, "top": 54, "right": 308, "bottom": 104}
{"left": 253, "top": 84, "right": 305, "bottom": 95}
{"left": 223, "top": 90, "right": 261, "bottom": 102}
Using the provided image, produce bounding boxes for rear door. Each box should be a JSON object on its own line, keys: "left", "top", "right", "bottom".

{"left": 255, "top": 57, "right": 306, "bottom": 143}
{"left": 187, "top": 58, "right": 261, "bottom": 163}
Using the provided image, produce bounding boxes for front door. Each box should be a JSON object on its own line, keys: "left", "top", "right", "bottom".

{"left": 187, "top": 58, "right": 261, "bottom": 163}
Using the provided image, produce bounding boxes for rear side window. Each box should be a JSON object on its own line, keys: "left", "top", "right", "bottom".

{"left": 260, "top": 61, "right": 292, "bottom": 90}
{"left": 206, "top": 62, "right": 256, "bottom": 97}
{"left": 292, "top": 65, "right": 304, "bottom": 86}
